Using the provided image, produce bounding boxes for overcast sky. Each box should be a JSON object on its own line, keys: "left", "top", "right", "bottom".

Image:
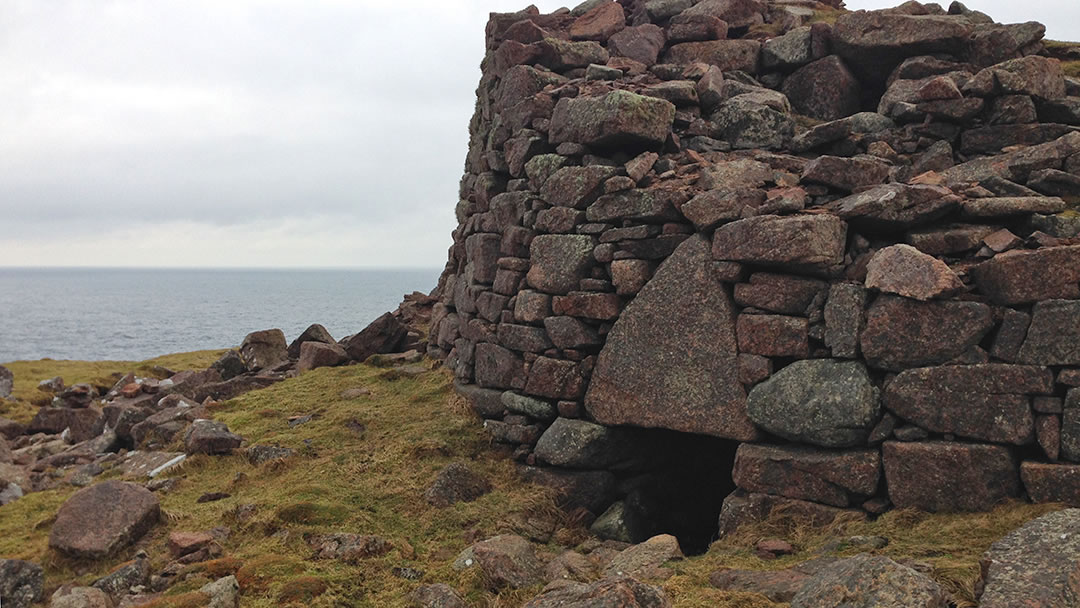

{"left": 0, "top": 0, "right": 1077, "bottom": 268}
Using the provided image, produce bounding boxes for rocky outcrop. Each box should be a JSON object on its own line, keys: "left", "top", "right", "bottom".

{"left": 431, "top": 0, "right": 1080, "bottom": 541}
{"left": 979, "top": 509, "right": 1080, "bottom": 608}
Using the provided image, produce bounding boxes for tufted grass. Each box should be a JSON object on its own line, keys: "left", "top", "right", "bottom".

{"left": 0, "top": 354, "right": 1068, "bottom": 607}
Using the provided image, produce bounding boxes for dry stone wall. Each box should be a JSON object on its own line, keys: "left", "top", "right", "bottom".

{"left": 428, "top": 0, "right": 1080, "bottom": 543}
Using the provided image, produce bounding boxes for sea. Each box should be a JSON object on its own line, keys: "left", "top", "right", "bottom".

{"left": 0, "top": 268, "right": 443, "bottom": 363}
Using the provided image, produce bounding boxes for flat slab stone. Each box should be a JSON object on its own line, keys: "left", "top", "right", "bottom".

{"left": 585, "top": 235, "right": 759, "bottom": 440}
{"left": 979, "top": 509, "right": 1080, "bottom": 608}
{"left": 120, "top": 451, "right": 187, "bottom": 479}
{"left": 712, "top": 215, "right": 846, "bottom": 272}
{"left": 884, "top": 365, "right": 1050, "bottom": 445}
{"left": 49, "top": 480, "right": 161, "bottom": 559}
{"left": 882, "top": 441, "right": 1020, "bottom": 512}
{"left": 972, "top": 246, "right": 1080, "bottom": 305}
{"left": 825, "top": 183, "right": 958, "bottom": 231}
{"left": 733, "top": 444, "right": 880, "bottom": 508}
{"left": 860, "top": 296, "right": 994, "bottom": 371}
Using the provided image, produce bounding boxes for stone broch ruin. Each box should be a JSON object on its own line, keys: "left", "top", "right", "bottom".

{"left": 426, "top": 0, "right": 1080, "bottom": 549}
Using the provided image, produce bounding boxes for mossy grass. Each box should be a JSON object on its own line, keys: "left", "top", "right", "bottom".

{"left": 0, "top": 354, "right": 1067, "bottom": 606}
{"left": 1, "top": 350, "right": 228, "bottom": 423}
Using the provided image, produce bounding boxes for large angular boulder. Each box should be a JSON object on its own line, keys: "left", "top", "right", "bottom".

{"left": 711, "top": 96, "right": 795, "bottom": 150}
{"left": 832, "top": 10, "right": 974, "bottom": 83}
{"left": 882, "top": 441, "right": 1020, "bottom": 511}
{"left": 865, "top": 244, "right": 964, "bottom": 301}
{"left": 733, "top": 444, "right": 881, "bottom": 508}
{"left": 524, "top": 576, "right": 671, "bottom": 607}
{"left": 746, "top": 359, "right": 881, "bottom": 448}
{"left": 456, "top": 535, "right": 544, "bottom": 591}
{"left": 971, "top": 246, "right": 1080, "bottom": 305}
{"left": 860, "top": 296, "right": 993, "bottom": 371}
{"left": 979, "top": 509, "right": 1080, "bottom": 608}
{"left": 549, "top": 90, "right": 676, "bottom": 148}
{"left": 607, "top": 24, "right": 666, "bottom": 66}
{"left": 0, "top": 559, "right": 43, "bottom": 608}
{"left": 712, "top": 215, "right": 846, "bottom": 272}
{"left": 585, "top": 235, "right": 758, "bottom": 440}
{"left": 791, "top": 553, "right": 948, "bottom": 608}
{"left": 782, "top": 56, "right": 862, "bottom": 121}
{"left": 239, "top": 329, "right": 288, "bottom": 371}
{"left": 569, "top": 2, "right": 625, "bottom": 41}
{"left": 184, "top": 420, "right": 243, "bottom": 455}
{"left": 27, "top": 407, "right": 105, "bottom": 443}
{"left": 526, "top": 235, "right": 596, "bottom": 295}
{"left": 885, "top": 365, "right": 1049, "bottom": 445}
{"left": 1017, "top": 299, "right": 1080, "bottom": 365}
{"left": 297, "top": 341, "right": 349, "bottom": 372}
{"left": 286, "top": 323, "right": 336, "bottom": 359}
{"left": 49, "top": 480, "right": 161, "bottom": 559}
{"left": 342, "top": 312, "right": 408, "bottom": 361}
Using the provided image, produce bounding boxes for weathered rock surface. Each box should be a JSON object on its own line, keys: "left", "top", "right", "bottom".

{"left": 184, "top": 419, "right": 243, "bottom": 455}
{"left": 456, "top": 535, "right": 544, "bottom": 590}
{"left": 884, "top": 365, "right": 1049, "bottom": 444}
{"left": 865, "top": 244, "right": 964, "bottom": 301}
{"left": 733, "top": 444, "right": 881, "bottom": 507}
{"left": 586, "top": 236, "right": 757, "bottom": 440}
{"left": 979, "top": 509, "right": 1080, "bottom": 608}
{"left": 0, "top": 559, "right": 43, "bottom": 608}
{"left": 882, "top": 441, "right": 1020, "bottom": 511}
{"left": 746, "top": 359, "right": 880, "bottom": 448}
{"left": 49, "top": 481, "right": 161, "bottom": 559}
{"left": 1018, "top": 299, "right": 1080, "bottom": 365}
{"left": 861, "top": 296, "right": 993, "bottom": 371}
{"left": 524, "top": 576, "right": 671, "bottom": 607}
{"left": 239, "top": 329, "right": 288, "bottom": 371}
{"left": 550, "top": 90, "right": 676, "bottom": 148}
{"left": 712, "top": 215, "right": 846, "bottom": 271}
{"left": 424, "top": 462, "right": 492, "bottom": 507}
{"left": 297, "top": 341, "right": 348, "bottom": 372}
{"left": 342, "top": 312, "right": 408, "bottom": 362}
{"left": 790, "top": 553, "right": 948, "bottom": 608}
{"left": 534, "top": 417, "right": 633, "bottom": 469}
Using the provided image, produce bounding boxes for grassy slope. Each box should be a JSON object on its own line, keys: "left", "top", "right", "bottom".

{"left": 0, "top": 355, "right": 1065, "bottom": 607}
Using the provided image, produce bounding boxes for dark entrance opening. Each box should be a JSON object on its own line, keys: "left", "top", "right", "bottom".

{"left": 623, "top": 429, "right": 739, "bottom": 556}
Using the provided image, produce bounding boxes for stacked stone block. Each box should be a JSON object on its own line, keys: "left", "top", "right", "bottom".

{"left": 429, "top": 0, "right": 1080, "bottom": 540}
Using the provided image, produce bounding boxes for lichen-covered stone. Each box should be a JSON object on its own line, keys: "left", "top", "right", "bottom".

{"left": 550, "top": 90, "right": 675, "bottom": 148}
{"left": 747, "top": 359, "right": 881, "bottom": 448}
{"left": 791, "top": 553, "right": 948, "bottom": 608}
{"left": 526, "top": 235, "right": 596, "bottom": 295}
{"left": 979, "top": 509, "right": 1080, "bottom": 608}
